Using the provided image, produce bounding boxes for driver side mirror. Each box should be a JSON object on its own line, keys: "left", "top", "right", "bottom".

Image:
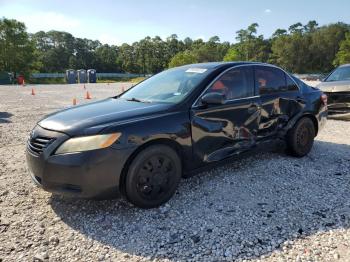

{"left": 201, "top": 92, "right": 226, "bottom": 105}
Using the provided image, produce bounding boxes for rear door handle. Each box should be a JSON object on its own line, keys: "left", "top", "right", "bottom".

{"left": 296, "top": 97, "right": 306, "bottom": 103}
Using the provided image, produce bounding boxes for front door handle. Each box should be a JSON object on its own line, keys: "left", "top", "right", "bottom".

{"left": 247, "top": 104, "right": 260, "bottom": 113}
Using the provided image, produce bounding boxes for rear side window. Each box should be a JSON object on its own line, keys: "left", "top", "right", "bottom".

{"left": 286, "top": 75, "right": 299, "bottom": 91}
{"left": 206, "top": 66, "right": 254, "bottom": 100}
{"left": 255, "top": 66, "right": 298, "bottom": 94}
{"left": 255, "top": 66, "right": 286, "bottom": 95}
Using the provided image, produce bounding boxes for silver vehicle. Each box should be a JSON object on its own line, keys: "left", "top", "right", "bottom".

{"left": 317, "top": 64, "right": 350, "bottom": 119}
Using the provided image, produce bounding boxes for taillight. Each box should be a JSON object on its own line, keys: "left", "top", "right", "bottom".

{"left": 321, "top": 93, "right": 327, "bottom": 106}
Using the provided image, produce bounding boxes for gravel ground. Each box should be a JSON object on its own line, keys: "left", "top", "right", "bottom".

{"left": 0, "top": 83, "right": 350, "bottom": 262}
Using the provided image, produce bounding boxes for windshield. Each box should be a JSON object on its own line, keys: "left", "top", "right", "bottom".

{"left": 120, "top": 67, "right": 211, "bottom": 104}
{"left": 326, "top": 66, "right": 350, "bottom": 82}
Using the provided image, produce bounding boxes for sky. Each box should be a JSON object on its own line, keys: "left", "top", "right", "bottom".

{"left": 1, "top": 0, "right": 350, "bottom": 45}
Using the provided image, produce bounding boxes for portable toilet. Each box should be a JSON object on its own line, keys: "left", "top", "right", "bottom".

{"left": 77, "top": 69, "right": 87, "bottom": 83}
{"left": 87, "top": 69, "right": 97, "bottom": 83}
{"left": 66, "top": 69, "right": 77, "bottom": 84}
{"left": 0, "top": 72, "right": 11, "bottom": 85}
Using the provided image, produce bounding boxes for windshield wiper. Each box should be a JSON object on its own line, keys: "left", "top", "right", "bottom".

{"left": 126, "top": 97, "right": 151, "bottom": 103}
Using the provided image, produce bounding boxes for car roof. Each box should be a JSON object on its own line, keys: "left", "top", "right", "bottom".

{"left": 338, "top": 64, "right": 350, "bottom": 68}
{"left": 178, "top": 61, "right": 269, "bottom": 70}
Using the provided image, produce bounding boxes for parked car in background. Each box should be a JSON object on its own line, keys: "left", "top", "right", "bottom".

{"left": 317, "top": 64, "right": 350, "bottom": 119}
{"left": 26, "top": 62, "right": 327, "bottom": 208}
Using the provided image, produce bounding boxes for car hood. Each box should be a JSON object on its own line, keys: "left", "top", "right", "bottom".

{"left": 317, "top": 80, "right": 350, "bottom": 92}
{"left": 38, "top": 98, "right": 172, "bottom": 136}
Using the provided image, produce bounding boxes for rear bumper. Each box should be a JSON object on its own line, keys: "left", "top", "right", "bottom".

{"left": 26, "top": 126, "right": 134, "bottom": 198}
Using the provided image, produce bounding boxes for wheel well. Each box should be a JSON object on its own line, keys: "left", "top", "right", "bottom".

{"left": 300, "top": 114, "right": 319, "bottom": 136}
{"left": 119, "top": 138, "right": 183, "bottom": 196}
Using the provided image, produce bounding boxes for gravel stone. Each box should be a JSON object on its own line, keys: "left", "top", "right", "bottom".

{"left": 0, "top": 83, "right": 350, "bottom": 261}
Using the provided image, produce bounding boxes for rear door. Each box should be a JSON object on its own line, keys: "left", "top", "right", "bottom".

{"left": 254, "top": 65, "right": 303, "bottom": 139}
{"left": 191, "top": 66, "right": 261, "bottom": 163}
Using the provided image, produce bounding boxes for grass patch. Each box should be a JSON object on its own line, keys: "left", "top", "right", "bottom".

{"left": 28, "top": 77, "right": 147, "bottom": 85}
{"left": 28, "top": 78, "right": 66, "bottom": 84}
{"left": 97, "top": 77, "right": 146, "bottom": 83}
{"left": 129, "top": 76, "right": 146, "bottom": 83}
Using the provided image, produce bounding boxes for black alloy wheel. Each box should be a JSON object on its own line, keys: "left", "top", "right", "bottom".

{"left": 286, "top": 117, "right": 315, "bottom": 157}
{"left": 125, "top": 145, "right": 181, "bottom": 208}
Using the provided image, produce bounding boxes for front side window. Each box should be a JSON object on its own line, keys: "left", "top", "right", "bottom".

{"left": 205, "top": 66, "right": 254, "bottom": 100}
{"left": 255, "top": 66, "right": 286, "bottom": 95}
{"left": 325, "top": 66, "right": 350, "bottom": 82}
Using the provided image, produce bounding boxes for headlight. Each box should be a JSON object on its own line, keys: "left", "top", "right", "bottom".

{"left": 55, "top": 133, "right": 121, "bottom": 154}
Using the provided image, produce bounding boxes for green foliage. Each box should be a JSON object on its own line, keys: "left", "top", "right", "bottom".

{"left": 223, "top": 48, "right": 240, "bottom": 61}
{"left": 0, "top": 18, "right": 35, "bottom": 75}
{"left": 233, "top": 23, "right": 271, "bottom": 62}
{"left": 94, "top": 44, "right": 120, "bottom": 72}
{"left": 168, "top": 50, "right": 198, "bottom": 68}
{"left": 191, "top": 37, "right": 229, "bottom": 63}
{"left": 270, "top": 33, "right": 311, "bottom": 72}
{"left": 270, "top": 22, "right": 350, "bottom": 73}
{"left": 1, "top": 17, "right": 350, "bottom": 76}
{"left": 32, "top": 31, "right": 101, "bottom": 72}
{"left": 309, "top": 23, "right": 349, "bottom": 72}
{"left": 272, "top": 29, "right": 287, "bottom": 38}
{"left": 334, "top": 33, "right": 350, "bottom": 66}
{"left": 168, "top": 36, "right": 230, "bottom": 68}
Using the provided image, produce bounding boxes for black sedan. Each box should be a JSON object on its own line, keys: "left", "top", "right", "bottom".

{"left": 26, "top": 62, "right": 327, "bottom": 208}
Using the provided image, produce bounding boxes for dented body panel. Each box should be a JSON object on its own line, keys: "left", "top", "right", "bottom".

{"left": 191, "top": 97, "right": 260, "bottom": 163}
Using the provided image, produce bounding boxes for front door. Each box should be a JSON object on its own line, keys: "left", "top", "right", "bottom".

{"left": 191, "top": 66, "right": 260, "bottom": 164}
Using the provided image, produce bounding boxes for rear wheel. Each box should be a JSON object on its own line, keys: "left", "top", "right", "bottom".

{"left": 286, "top": 117, "right": 315, "bottom": 157}
{"left": 125, "top": 145, "right": 182, "bottom": 208}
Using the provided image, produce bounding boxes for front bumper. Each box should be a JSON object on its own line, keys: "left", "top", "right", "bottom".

{"left": 26, "top": 126, "right": 133, "bottom": 198}
{"left": 324, "top": 92, "right": 350, "bottom": 119}
{"left": 327, "top": 103, "right": 350, "bottom": 120}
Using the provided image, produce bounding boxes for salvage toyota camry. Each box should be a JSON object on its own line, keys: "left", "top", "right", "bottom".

{"left": 26, "top": 62, "right": 327, "bottom": 208}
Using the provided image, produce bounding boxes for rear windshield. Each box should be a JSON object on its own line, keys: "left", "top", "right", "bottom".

{"left": 291, "top": 75, "right": 317, "bottom": 92}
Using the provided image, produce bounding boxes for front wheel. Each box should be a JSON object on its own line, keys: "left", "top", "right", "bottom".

{"left": 286, "top": 117, "right": 315, "bottom": 157}
{"left": 125, "top": 145, "right": 182, "bottom": 208}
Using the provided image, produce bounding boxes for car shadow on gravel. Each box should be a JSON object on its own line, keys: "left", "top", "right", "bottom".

{"left": 0, "top": 112, "right": 13, "bottom": 123}
{"left": 49, "top": 140, "right": 350, "bottom": 260}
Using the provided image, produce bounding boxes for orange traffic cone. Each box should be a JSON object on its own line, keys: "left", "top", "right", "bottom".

{"left": 85, "top": 91, "right": 91, "bottom": 99}
{"left": 31, "top": 88, "right": 35, "bottom": 95}
{"left": 73, "top": 97, "right": 77, "bottom": 105}
{"left": 22, "top": 79, "right": 26, "bottom": 87}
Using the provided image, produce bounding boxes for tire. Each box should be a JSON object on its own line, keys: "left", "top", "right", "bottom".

{"left": 286, "top": 117, "right": 315, "bottom": 157}
{"left": 125, "top": 145, "right": 182, "bottom": 208}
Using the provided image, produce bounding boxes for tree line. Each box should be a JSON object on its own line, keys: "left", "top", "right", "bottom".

{"left": 1, "top": 17, "right": 350, "bottom": 77}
